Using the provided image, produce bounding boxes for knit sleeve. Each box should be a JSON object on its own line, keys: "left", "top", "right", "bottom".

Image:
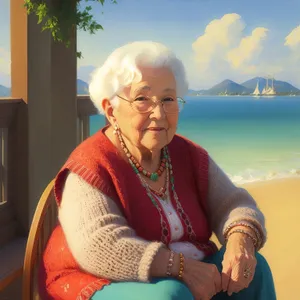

{"left": 58, "top": 172, "right": 164, "bottom": 282}
{"left": 206, "top": 156, "right": 267, "bottom": 247}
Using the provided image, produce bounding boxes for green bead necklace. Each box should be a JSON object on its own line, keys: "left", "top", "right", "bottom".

{"left": 116, "top": 128, "right": 166, "bottom": 181}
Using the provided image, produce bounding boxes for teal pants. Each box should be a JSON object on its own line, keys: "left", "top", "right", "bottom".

{"left": 91, "top": 247, "right": 276, "bottom": 300}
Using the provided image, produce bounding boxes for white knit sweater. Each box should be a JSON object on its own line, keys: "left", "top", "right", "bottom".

{"left": 59, "top": 156, "right": 266, "bottom": 282}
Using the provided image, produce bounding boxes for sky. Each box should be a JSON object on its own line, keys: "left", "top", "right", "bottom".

{"left": 1, "top": 0, "right": 300, "bottom": 89}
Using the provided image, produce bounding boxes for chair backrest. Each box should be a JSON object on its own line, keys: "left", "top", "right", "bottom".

{"left": 23, "top": 179, "right": 57, "bottom": 300}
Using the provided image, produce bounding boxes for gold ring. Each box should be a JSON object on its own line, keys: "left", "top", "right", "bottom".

{"left": 243, "top": 267, "right": 252, "bottom": 279}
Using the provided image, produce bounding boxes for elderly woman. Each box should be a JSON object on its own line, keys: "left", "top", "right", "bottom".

{"left": 41, "top": 41, "right": 276, "bottom": 300}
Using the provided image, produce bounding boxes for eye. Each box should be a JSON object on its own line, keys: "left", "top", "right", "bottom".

{"left": 134, "top": 96, "right": 149, "bottom": 101}
{"left": 163, "top": 97, "right": 175, "bottom": 102}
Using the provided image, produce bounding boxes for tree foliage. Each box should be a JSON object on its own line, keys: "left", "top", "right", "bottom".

{"left": 24, "top": 0, "right": 117, "bottom": 58}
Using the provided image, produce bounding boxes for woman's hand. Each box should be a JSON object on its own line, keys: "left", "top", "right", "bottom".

{"left": 181, "top": 257, "right": 222, "bottom": 300}
{"left": 221, "top": 230, "right": 257, "bottom": 296}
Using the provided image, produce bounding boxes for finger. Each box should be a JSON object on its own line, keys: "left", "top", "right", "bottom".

{"left": 227, "top": 260, "right": 242, "bottom": 296}
{"left": 221, "top": 260, "right": 231, "bottom": 292}
{"left": 197, "top": 287, "right": 209, "bottom": 300}
{"left": 229, "top": 260, "right": 256, "bottom": 295}
{"left": 214, "top": 268, "right": 222, "bottom": 293}
{"left": 243, "top": 263, "right": 256, "bottom": 288}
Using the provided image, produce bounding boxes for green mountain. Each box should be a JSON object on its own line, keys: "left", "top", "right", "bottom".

{"left": 241, "top": 77, "right": 300, "bottom": 94}
{"left": 189, "top": 79, "right": 251, "bottom": 95}
{"left": 0, "top": 85, "right": 10, "bottom": 97}
{"left": 77, "top": 79, "right": 89, "bottom": 95}
{"left": 188, "top": 77, "right": 300, "bottom": 95}
{"left": 207, "top": 79, "right": 251, "bottom": 95}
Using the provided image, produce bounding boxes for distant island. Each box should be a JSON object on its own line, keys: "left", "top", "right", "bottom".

{"left": 188, "top": 77, "right": 300, "bottom": 96}
{"left": 1, "top": 77, "right": 300, "bottom": 97}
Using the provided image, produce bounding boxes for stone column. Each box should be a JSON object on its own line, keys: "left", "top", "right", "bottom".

{"left": 10, "top": 0, "right": 78, "bottom": 231}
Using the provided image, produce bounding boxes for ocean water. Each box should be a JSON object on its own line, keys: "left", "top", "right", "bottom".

{"left": 90, "top": 96, "right": 300, "bottom": 184}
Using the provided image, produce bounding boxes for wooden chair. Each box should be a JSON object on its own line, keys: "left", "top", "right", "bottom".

{"left": 23, "top": 179, "right": 57, "bottom": 300}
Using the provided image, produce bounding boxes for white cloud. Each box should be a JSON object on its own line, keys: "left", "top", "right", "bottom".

{"left": 191, "top": 13, "right": 272, "bottom": 87}
{"left": 284, "top": 26, "right": 300, "bottom": 68}
{"left": 0, "top": 47, "right": 11, "bottom": 75}
{"left": 0, "top": 48, "right": 11, "bottom": 86}
{"left": 192, "top": 13, "right": 245, "bottom": 71}
{"left": 189, "top": 15, "right": 300, "bottom": 89}
{"left": 227, "top": 27, "right": 268, "bottom": 69}
{"left": 282, "top": 26, "right": 300, "bottom": 87}
{"left": 0, "top": 72, "right": 10, "bottom": 87}
{"left": 284, "top": 26, "right": 300, "bottom": 49}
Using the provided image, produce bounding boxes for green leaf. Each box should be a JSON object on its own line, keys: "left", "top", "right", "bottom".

{"left": 24, "top": 0, "right": 118, "bottom": 58}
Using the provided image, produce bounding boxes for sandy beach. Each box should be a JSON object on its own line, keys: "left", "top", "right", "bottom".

{"left": 212, "top": 177, "right": 300, "bottom": 300}
{"left": 244, "top": 177, "right": 300, "bottom": 300}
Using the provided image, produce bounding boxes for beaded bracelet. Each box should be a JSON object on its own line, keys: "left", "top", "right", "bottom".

{"left": 177, "top": 253, "right": 184, "bottom": 280}
{"left": 166, "top": 251, "right": 175, "bottom": 276}
{"left": 224, "top": 221, "right": 263, "bottom": 249}
{"left": 227, "top": 224, "right": 262, "bottom": 249}
{"left": 226, "top": 228, "right": 258, "bottom": 248}
{"left": 224, "top": 220, "right": 262, "bottom": 240}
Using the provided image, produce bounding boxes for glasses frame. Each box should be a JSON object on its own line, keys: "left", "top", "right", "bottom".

{"left": 116, "top": 94, "right": 186, "bottom": 114}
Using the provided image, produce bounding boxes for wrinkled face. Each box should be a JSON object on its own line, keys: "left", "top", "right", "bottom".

{"left": 113, "top": 66, "right": 179, "bottom": 152}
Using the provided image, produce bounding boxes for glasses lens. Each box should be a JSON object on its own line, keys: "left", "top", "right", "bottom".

{"left": 163, "top": 98, "right": 184, "bottom": 113}
{"left": 132, "top": 98, "right": 154, "bottom": 113}
{"left": 131, "top": 97, "right": 185, "bottom": 113}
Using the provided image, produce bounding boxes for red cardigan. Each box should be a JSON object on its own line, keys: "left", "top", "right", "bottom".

{"left": 39, "top": 127, "right": 217, "bottom": 299}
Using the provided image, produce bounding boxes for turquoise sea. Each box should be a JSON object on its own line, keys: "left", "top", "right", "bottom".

{"left": 90, "top": 96, "right": 300, "bottom": 184}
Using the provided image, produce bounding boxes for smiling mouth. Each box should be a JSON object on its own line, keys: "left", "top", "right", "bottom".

{"left": 147, "top": 127, "right": 165, "bottom": 131}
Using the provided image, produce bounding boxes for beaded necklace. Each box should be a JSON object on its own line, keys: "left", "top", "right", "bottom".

{"left": 115, "top": 127, "right": 202, "bottom": 245}
{"left": 138, "top": 149, "right": 170, "bottom": 200}
{"left": 115, "top": 129, "right": 166, "bottom": 182}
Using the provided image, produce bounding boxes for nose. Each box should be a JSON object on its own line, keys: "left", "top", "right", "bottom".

{"left": 151, "top": 100, "right": 166, "bottom": 119}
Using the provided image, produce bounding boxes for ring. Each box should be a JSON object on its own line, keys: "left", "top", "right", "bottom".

{"left": 243, "top": 267, "right": 252, "bottom": 279}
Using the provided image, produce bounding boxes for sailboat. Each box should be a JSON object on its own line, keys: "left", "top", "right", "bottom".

{"left": 261, "top": 77, "right": 276, "bottom": 97}
{"left": 289, "top": 90, "right": 296, "bottom": 97}
{"left": 219, "top": 89, "right": 229, "bottom": 96}
{"left": 252, "top": 80, "right": 260, "bottom": 97}
{"left": 267, "top": 77, "right": 276, "bottom": 95}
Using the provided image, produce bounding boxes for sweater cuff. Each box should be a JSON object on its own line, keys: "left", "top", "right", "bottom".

{"left": 223, "top": 217, "right": 267, "bottom": 250}
{"left": 138, "top": 242, "right": 165, "bottom": 282}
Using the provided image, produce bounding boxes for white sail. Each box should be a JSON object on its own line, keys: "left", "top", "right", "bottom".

{"left": 266, "top": 78, "right": 276, "bottom": 95}
{"left": 262, "top": 77, "right": 276, "bottom": 96}
{"left": 252, "top": 81, "right": 260, "bottom": 95}
{"left": 266, "top": 87, "right": 276, "bottom": 95}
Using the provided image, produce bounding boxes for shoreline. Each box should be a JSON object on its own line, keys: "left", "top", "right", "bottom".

{"left": 234, "top": 174, "right": 300, "bottom": 186}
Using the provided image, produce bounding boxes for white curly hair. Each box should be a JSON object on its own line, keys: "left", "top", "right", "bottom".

{"left": 88, "top": 41, "right": 189, "bottom": 115}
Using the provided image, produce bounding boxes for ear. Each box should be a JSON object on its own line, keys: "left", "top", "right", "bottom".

{"left": 102, "top": 98, "right": 116, "bottom": 125}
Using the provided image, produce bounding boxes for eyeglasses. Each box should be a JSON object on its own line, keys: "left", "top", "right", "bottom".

{"left": 116, "top": 94, "right": 186, "bottom": 114}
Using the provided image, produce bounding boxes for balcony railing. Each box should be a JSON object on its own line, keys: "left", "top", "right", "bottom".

{"left": 0, "top": 98, "right": 22, "bottom": 246}
{"left": 0, "top": 98, "right": 21, "bottom": 204}
{"left": 0, "top": 95, "right": 97, "bottom": 295}
{"left": 0, "top": 96, "right": 97, "bottom": 246}
{"left": 0, "top": 128, "right": 8, "bottom": 205}
{"left": 77, "top": 95, "right": 98, "bottom": 142}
